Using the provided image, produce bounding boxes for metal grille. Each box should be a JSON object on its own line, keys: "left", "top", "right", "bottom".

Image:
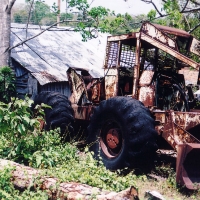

{"left": 105, "top": 41, "right": 119, "bottom": 68}
{"left": 120, "top": 44, "right": 136, "bottom": 67}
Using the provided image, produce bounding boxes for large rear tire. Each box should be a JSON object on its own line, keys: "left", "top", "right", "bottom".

{"left": 87, "top": 97, "right": 158, "bottom": 170}
{"left": 33, "top": 91, "right": 74, "bottom": 139}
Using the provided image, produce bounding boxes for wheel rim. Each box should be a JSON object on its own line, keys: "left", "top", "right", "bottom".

{"left": 100, "top": 119, "right": 123, "bottom": 158}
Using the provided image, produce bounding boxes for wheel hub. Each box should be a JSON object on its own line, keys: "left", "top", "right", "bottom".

{"left": 106, "top": 128, "right": 119, "bottom": 149}
{"left": 100, "top": 119, "right": 123, "bottom": 158}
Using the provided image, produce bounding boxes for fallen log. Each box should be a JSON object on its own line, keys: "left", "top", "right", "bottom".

{"left": 0, "top": 159, "right": 139, "bottom": 200}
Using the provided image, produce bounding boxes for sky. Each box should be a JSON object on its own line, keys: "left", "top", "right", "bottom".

{"left": 15, "top": 0, "right": 162, "bottom": 15}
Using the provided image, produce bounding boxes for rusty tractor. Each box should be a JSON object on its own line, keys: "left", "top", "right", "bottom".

{"left": 33, "top": 22, "right": 200, "bottom": 189}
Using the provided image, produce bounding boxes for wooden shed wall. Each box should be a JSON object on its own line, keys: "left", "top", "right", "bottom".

{"left": 12, "top": 60, "right": 71, "bottom": 99}
{"left": 12, "top": 59, "right": 29, "bottom": 99}
{"left": 39, "top": 82, "right": 71, "bottom": 98}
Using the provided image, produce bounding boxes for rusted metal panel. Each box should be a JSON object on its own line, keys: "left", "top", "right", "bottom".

{"left": 141, "top": 33, "right": 200, "bottom": 70}
{"left": 91, "top": 80, "right": 101, "bottom": 102}
{"left": 176, "top": 143, "right": 200, "bottom": 190}
{"left": 153, "top": 23, "right": 191, "bottom": 38}
{"left": 141, "top": 22, "right": 177, "bottom": 50}
{"left": 173, "top": 111, "right": 200, "bottom": 131}
{"left": 132, "top": 38, "right": 141, "bottom": 98}
{"left": 138, "top": 86, "right": 155, "bottom": 107}
{"left": 67, "top": 68, "right": 86, "bottom": 104}
{"left": 189, "top": 37, "right": 200, "bottom": 56}
{"left": 154, "top": 111, "right": 166, "bottom": 135}
{"left": 105, "top": 68, "right": 118, "bottom": 99}
{"left": 139, "top": 70, "right": 154, "bottom": 86}
{"left": 107, "top": 32, "right": 139, "bottom": 42}
{"left": 162, "top": 111, "right": 200, "bottom": 151}
{"left": 72, "top": 104, "right": 95, "bottom": 120}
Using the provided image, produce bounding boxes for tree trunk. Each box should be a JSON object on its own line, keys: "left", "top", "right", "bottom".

{"left": 0, "top": 159, "right": 139, "bottom": 200}
{"left": 0, "top": 0, "right": 16, "bottom": 68}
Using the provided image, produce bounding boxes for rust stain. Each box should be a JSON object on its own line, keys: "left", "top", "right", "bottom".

{"left": 162, "top": 111, "right": 200, "bottom": 150}
{"left": 139, "top": 70, "right": 154, "bottom": 86}
{"left": 153, "top": 23, "right": 191, "bottom": 38}
{"left": 72, "top": 104, "right": 94, "bottom": 120}
{"left": 105, "top": 69, "right": 118, "bottom": 99}
{"left": 138, "top": 86, "right": 155, "bottom": 106}
{"left": 91, "top": 82, "right": 101, "bottom": 102}
{"left": 141, "top": 22, "right": 177, "bottom": 50}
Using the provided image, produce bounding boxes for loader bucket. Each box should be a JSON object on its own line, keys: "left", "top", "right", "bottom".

{"left": 176, "top": 143, "right": 200, "bottom": 190}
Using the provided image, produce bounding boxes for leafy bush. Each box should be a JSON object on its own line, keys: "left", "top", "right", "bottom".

{"left": 0, "top": 97, "right": 43, "bottom": 163}
{"left": 0, "top": 66, "right": 16, "bottom": 103}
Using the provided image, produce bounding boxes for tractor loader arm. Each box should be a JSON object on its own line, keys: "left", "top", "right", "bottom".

{"left": 154, "top": 110, "right": 200, "bottom": 189}
{"left": 140, "top": 22, "right": 200, "bottom": 70}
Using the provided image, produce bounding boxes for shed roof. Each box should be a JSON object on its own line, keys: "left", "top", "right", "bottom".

{"left": 11, "top": 23, "right": 108, "bottom": 85}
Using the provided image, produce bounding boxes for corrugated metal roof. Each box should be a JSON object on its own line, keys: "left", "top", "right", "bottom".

{"left": 11, "top": 23, "right": 108, "bottom": 85}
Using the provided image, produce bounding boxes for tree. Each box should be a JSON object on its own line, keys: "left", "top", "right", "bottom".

{"left": 12, "top": 3, "right": 28, "bottom": 23}
{"left": 31, "top": 1, "right": 51, "bottom": 24}
{"left": 0, "top": 0, "right": 16, "bottom": 68}
{"left": 12, "top": 1, "right": 56, "bottom": 25}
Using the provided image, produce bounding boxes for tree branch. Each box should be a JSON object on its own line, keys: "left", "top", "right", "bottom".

{"left": 191, "top": 0, "right": 200, "bottom": 6}
{"left": 180, "top": 7, "right": 200, "bottom": 13}
{"left": 89, "top": 0, "right": 95, "bottom": 6}
{"left": 189, "top": 22, "right": 200, "bottom": 33}
{"left": 181, "top": 0, "right": 189, "bottom": 13}
{"left": 178, "top": 1, "right": 191, "bottom": 31}
{"left": 141, "top": 0, "right": 163, "bottom": 16}
{"left": 141, "top": 0, "right": 200, "bottom": 23}
{"left": 26, "top": 0, "right": 35, "bottom": 39}
{"left": 7, "top": 0, "right": 16, "bottom": 14}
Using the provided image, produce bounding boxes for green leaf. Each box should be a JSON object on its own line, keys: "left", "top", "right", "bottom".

{"left": 22, "top": 116, "right": 30, "bottom": 124}
{"left": 36, "top": 155, "right": 43, "bottom": 167}
{"left": 17, "top": 124, "right": 25, "bottom": 134}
